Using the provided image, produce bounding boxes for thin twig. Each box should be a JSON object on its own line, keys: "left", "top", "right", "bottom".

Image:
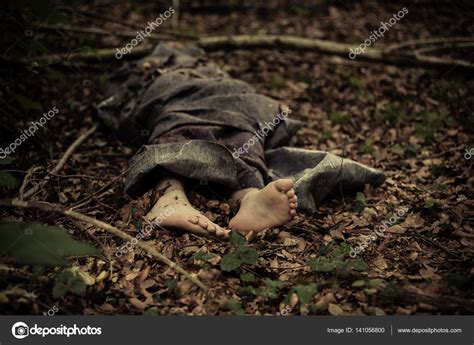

{"left": 385, "top": 37, "right": 474, "bottom": 52}
{"left": 21, "top": 124, "right": 98, "bottom": 200}
{"left": 0, "top": 199, "right": 209, "bottom": 293}
{"left": 18, "top": 166, "right": 41, "bottom": 199}
{"left": 34, "top": 23, "right": 180, "bottom": 41}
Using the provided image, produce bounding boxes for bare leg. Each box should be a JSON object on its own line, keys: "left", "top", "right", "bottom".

{"left": 228, "top": 178, "right": 298, "bottom": 234}
{"left": 145, "top": 177, "right": 230, "bottom": 239}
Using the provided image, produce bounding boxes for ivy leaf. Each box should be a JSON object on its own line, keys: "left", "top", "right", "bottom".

{"left": 0, "top": 171, "right": 17, "bottom": 187}
{"left": 258, "top": 279, "right": 287, "bottom": 299}
{"left": 236, "top": 246, "right": 258, "bottom": 264}
{"left": 239, "top": 285, "right": 258, "bottom": 296}
{"left": 263, "top": 278, "right": 287, "bottom": 290}
{"left": 368, "top": 278, "right": 385, "bottom": 287}
{"left": 52, "top": 268, "right": 88, "bottom": 299}
{"left": 293, "top": 284, "right": 317, "bottom": 305}
{"left": 189, "top": 251, "right": 215, "bottom": 263}
{"left": 220, "top": 252, "right": 241, "bottom": 272}
{"left": 0, "top": 222, "right": 101, "bottom": 267}
{"left": 346, "top": 258, "right": 369, "bottom": 271}
{"left": 223, "top": 298, "right": 245, "bottom": 315}
{"left": 229, "top": 231, "right": 245, "bottom": 248}
{"left": 352, "top": 280, "right": 366, "bottom": 288}
{"left": 165, "top": 278, "right": 177, "bottom": 290}
{"left": 425, "top": 198, "right": 437, "bottom": 209}
{"left": 363, "top": 288, "right": 378, "bottom": 295}
{"left": 240, "top": 272, "right": 255, "bottom": 283}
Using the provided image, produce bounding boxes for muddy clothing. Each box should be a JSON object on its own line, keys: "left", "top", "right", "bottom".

{"left": 97, "top": 42, "right": 385, "bottom": 214}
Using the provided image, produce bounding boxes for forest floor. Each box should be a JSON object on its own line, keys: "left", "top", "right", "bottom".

{"left": 1, "top": 0, "right": 473, "bottom": 315}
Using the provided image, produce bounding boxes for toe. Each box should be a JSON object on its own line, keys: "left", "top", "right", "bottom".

{"left": 290, "top": 209, "right": 296, "bottom": 216}
{"left": 290, "top": 202, "right": 298, "bottom": 209}
{"left": 216, "top": 228, "right": 226, "bottom": 237}
{"left": 289, "top": 195, "right": 298, "bottom": 203}
{"left": 189, "top": 216, "right": 199, "bottom": 224}
{"left": 207, "top": 224, "right": 217, "bottom": 233}
{"left": 275, "top": 178, "right": 294, "bottom": 192}
{"left": 286, "top": 190, "right": 295, "bottom": 198}
{"left": 198, "top": 219, "right": 208, "bottom": 229}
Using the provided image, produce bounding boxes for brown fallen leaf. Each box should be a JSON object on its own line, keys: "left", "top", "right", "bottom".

{"left": 373, "top": 256, "right": 388, "bottom": 270}
{"left": 328, "top": 303, "right": 344, "bottom": 315}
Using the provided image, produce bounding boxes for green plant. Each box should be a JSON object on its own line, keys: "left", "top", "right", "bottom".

{"left": 189, "top": 251, "right": 216, "bottom": 269}
{"left": 415, "top": 108, "right": 454, "bottom": 143}
{"left": 52, "top": 268, "right": 91, "bottom": 298}
{"left": 431, "top": 79, "right": 465, "bottom": 102}
{"left": 307, "top": 243, "right": 368, "bottom": 275}
{"left": 270, "top": 75, "right": 285, "bottom": 89}
{"left": 373, "top": 101, "right": 406, "bottom": 125}
{"left": 287, "top": 283, "right": 318, "bottom": 305}
{"left": 0, "top": 222, "right": 101, "bottom": 267}
{"left": 330, "top": 111, "right": 348, "bottom": 124}
{"left": 220, "top": 231, "right": 259, "bottom": 272}
{"left": 239, "top": 278, "right": 287, "bottom": 299}
{"left": 351, "top": 278, "right": 385, "bottom": 295}
{"left": 322, "top": 130, "right": 333, "bottom": 140}
{"left": 354, "top": 192, "right": 367, "bottom": 213}
{"left": 223, "top": 298, "right": 245, "bottom": 315}
{"left": 380, "top": 281, "right": 401, "bottom": 298}
{"left": 405, "top": 144, "right": 420, "bottom": 157}
{"left": 424, "top": 198, "right": 438, "bottom": 209}
{"left": 360, "top": 139, "right": 375, "bottom": 157}
{"left": 389, "top": 144, "right": 404, "bottom": 156}
{"left": 348, "top": 76, "right": 362, "bottom": 89}
{"left": 240, "top": 272, "right": 255, "bottom": 283}
{"left": 430, "top": 164, "right": 447, "bottom": 178}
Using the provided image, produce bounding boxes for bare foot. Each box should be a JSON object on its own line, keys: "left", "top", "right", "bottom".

{"left": 229, "top": 178, "right": 298, "bottom": 234}
{"left": 145, "top": 179, "right": 230, "bottom": 240}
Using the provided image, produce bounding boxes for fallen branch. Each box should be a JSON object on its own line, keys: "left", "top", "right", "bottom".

{"left": 197, "top": 35, "right": 474, "bottom": 71}
{"left": 25, "top": 34, "right": 474, "bottom": 71}
{"left": 21, "top": 124, "right": 99, "bottom": 200}
{"left": 0, "top": 198, "right": 209, "bottom": 293}
{"left": 385, "top": 36, "right": 474, "bottom": 52}
{"left": 34, "top": 23, "right": 184, "bottom": 41}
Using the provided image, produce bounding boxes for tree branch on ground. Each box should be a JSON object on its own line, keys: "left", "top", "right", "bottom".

{"left": 22, "top": 34, "right": 474, "bottom": 71}
{"left": 0, "top": 198, "right": 209, "bottom": 293}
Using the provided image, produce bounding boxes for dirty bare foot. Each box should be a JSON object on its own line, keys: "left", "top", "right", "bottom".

{"left": 145, "top": 178, "right": 230, "bottom": 239}
{"left": 229, "top": 178, "right": 298, "bottom": 234}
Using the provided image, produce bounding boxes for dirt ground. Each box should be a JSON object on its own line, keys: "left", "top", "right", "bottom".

{"left": 0, "top": 0, "right": 473, "bottom": 315}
